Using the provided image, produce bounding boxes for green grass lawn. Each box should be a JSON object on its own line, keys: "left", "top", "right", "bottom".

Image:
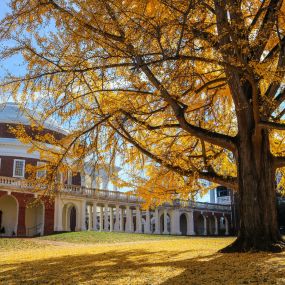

{"left": 39, "top": 231, "right": 190, "bottom": 244}
{"left": 0, "top": 238, "right": 47, "bottom": 250}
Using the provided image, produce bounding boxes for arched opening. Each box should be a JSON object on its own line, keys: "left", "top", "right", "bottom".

{"left": 141, "top": 218, "right": 146, "bottom": 233}
{"left": 160, "top": 213, "right": 171, "bottom": 234}
{"left": 70, "top": 206, "right": 76, "bottom": 231}
{"left": 62, "top": 203, "right": 77, "bottom": 231}
{"left": 0, "top": 195, "right": 18, "bottom": 236}
{"left": 195, "top": 214, "right": 205, "bottom": 235}
{"left": 133, "top": 215, "right": 136, "bottom": 232}
{"left": 180, "top": 213, "right": 188, "bottom": 235}
{"left": 219, "top": 217, "right": 225, "bottom": 235}
{"left": 207, "top": 215, "right": 216, "bottom": 235}
{"left": 25, "top": 201, "right": 44, "bottom": 236}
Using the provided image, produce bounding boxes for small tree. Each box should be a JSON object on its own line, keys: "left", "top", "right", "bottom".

{"left": 1, "top": 0, "right": 285, "bottom": 252}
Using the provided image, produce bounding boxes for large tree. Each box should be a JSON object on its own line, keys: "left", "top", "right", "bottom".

{"left": 1, "top": 0, "right": 285, "bottom": 252}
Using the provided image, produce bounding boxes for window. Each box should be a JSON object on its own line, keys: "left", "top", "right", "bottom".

{"left": 217, "top": 186, "right": 229, "bottom": 197}
{"left": 36, "top": 162, "right": 46, "bottom": 179}
{"left": 13, "top": 159, "right": 25, "bottom": 178}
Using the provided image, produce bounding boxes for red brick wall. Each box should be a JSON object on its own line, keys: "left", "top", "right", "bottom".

{"left": 0, "top": 156, "right": 38, "bottom": 178}
{"left": 12, "top": 192, "right": 33, "bottom": 236}
{"left": 0, "top": 156, "right": 83, "bottom": 187}
{"left": 0, "top": 191, "right": 55, "bottom": 236}
{"left": 43, "top": 196, "right": 55, "bottom": 235}
{"left": 0, "top": 123, "right": 65, "bottom": 141}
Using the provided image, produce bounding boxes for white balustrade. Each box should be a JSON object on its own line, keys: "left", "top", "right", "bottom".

{"left": 0, "top": 176, "right": 232, "bottom": 214}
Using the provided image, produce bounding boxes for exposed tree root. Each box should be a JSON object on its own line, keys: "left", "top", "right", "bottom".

{"left": 219, "top": 237, "right": 285, "bottom": 253}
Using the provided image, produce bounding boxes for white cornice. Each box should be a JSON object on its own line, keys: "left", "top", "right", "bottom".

{"left": 0, "top": 138, "right": 39, "bottom": 159}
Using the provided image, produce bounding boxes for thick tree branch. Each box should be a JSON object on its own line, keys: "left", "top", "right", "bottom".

{"left": 121, "top": 110, "right": 180, "bottom": 130}
{"left": 44, "top": 0, "right": 124, "bottom": 42}
{"left": 115, "top": 122, "right": 238, "bottom": 189}
{"left": 274, "top": 156, "right": 285, "bottom": 169}
{"left": 136, "top": 57, "right": 237, "bottom": 152}
{"left": 259, "top": 121, "right": 285, "bottom": 130}
{"left": 182, "top": 77, "right": 227, "bottom": 97}
{"left": 251, "top": 0, "right": 281, "bottom": 61}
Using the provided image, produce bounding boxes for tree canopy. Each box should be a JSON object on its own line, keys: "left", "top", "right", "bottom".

{"left": 1, "top": 0, "right": 285, "bottom": 251}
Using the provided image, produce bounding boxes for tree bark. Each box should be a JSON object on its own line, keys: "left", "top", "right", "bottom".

{"left": 221, "top": 128, "right": 285, "bottom": 252}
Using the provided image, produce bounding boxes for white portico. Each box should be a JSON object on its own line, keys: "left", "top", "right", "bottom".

{"left": 53, "top": 184, "right": 232, "bottom": 236}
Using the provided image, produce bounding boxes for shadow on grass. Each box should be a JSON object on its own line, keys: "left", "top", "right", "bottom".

{"left": 1, "top": 248, "right": 285, "bottom": 284}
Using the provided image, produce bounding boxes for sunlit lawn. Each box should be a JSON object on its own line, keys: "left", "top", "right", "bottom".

{"left": 1, "top": 233, "right": 285, "bottom": 284}
{"left": 39, "top": 231, "right": 190, "bottom": 243}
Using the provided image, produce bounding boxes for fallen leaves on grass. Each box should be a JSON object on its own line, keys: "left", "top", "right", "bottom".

{"left": 0, "top": 237, "right": 285, "bottom": 284}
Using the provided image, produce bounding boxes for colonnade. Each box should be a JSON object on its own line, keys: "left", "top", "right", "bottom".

{"left": 84, "top": 203, "right": 229, "bottom": 236}
{"left": 55, "top": 197, "right": 231, "bottom": 236}
{"left": 86, "top": 203, "right": 145, "bottom": 233}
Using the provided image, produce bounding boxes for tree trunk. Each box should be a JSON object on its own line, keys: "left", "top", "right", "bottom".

{"left": 221, "top": 128, "right": 285, "bottom": 252}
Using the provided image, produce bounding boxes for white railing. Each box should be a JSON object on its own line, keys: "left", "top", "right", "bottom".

{"left": 173, "top": 199, "right": 231, "bottom": 212}
{"left": 0, "top": 176, "right": 34, "bottom": 189}
{"left": 0, "top": 176, "right": 22, "bottom": 187}
{"left": 0, "top": 176, "right": 143, "bottom": 204}
{"left": 0, "top": 176, "right": 231, "bottom": 212}
{"left": 61, "top": 184, "right": 144, "bottom": 203}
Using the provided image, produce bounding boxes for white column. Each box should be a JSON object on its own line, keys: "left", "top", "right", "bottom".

{"left": 88, "top": 205, "right": 92, "bottom": 231}
{"left": 99, "top": 206, "right": 104, "bottom": 231}
{"left": 92, "top": 202, "right": 97, "bottom": 231}
{"left": 55, "top": 197, "right": 63, "bottom": 231}
{"left": 119, "top": 208, "right": 124, "bottom": 231}
{"left": 104, "top": 204, "right": 109, "bottom": 231}
{"left": 110, "top": 207, "right": 114, "bottom": 232}
{"left": 187, "top": 211, "right": 195, "bottom": 235}
{"left": 114, "top": 205, "right": 120, "bottom": 231}
{"left": 57, "top": 199, "right": 64, "bottom": 231}
{"left": 170, "top": 209, "right": 181, "bottom": 235}
{"left": 54, "top": 197, "right": 58, "bottom": 231}
{"left": 81, "top": 200, "right": 86, "bottom": 231}
{"left": 225, "top": 216, "right": 229, "bottom": 235}
{"left": 145, "top": 210, "right": 151, "bottom": 234}
{"left": 163, "top": 209, "right": 169, "bottom": 234}
{"left": 154, "top": 208, "right": 160, "bottom": 234}
{"left": 126, "top": 206, "right": 132, "bottom": 232}
{"left": 214, "top": 215, "right": 218, "bottom": 235}
{"left": 203, "top": 215, "right": 207, "bottom": 235}
{"left": 130, "top": 208, "right": 134, "bottom": 232}
{"left": 135, "top": 207, "right": 142, "bottom": 233}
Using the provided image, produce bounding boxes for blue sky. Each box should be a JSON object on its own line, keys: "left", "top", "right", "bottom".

{"left": 0, "top": 1, "right": 25, "bottom": 80}
{"left": 0, "top": 1, "right": 212, "bottom": 201}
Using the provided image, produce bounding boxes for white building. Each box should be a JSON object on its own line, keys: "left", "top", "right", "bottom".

{"left": 0, "top": 103, "right": 232, "bottom": 237}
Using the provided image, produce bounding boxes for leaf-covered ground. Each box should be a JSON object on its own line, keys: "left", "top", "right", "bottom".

{"left": 38, "top": 231, "right": 189, "bottom": 243}
{"left": 0, "top": 234, "right": 285, "bottom": 284}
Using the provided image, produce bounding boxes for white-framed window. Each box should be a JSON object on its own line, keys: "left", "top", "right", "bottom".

{"left": 13, "top": 159, "right": 25, "bottom": 178}
{"left": 36, "top": 161, "right": 46, "bottom": 179}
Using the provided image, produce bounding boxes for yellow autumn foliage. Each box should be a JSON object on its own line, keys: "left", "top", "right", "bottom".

{"left": 1, "top": 0, "right": 285, "bottom": 207}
